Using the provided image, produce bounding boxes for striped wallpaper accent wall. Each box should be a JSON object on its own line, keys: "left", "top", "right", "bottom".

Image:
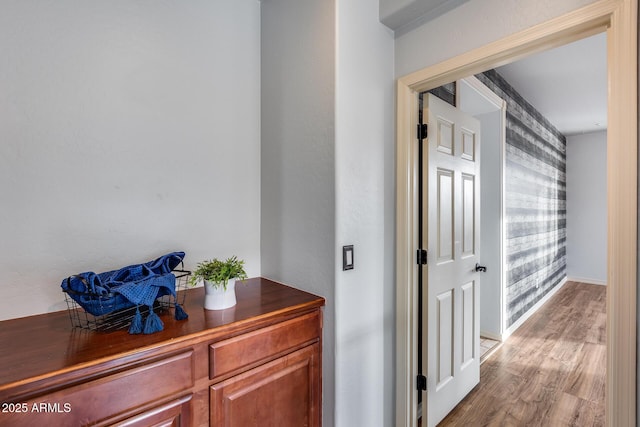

{"left": 475, "top": 70, "right": 567, "bottom": 327}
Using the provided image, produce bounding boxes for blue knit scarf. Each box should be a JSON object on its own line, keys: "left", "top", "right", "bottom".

{"left": 62, "top": 251, "right": 189, "bottom": 334}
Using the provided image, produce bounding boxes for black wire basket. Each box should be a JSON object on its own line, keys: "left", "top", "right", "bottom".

{"left": 63, "top": 269, "right": 190, "bottom": 332}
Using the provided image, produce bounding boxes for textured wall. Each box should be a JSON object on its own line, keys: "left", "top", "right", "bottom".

{"left": 476, "top": 70, "right": 567, "bottom": 327}
{"left": 428, "top": 82, "right": 456, "bottom": 106}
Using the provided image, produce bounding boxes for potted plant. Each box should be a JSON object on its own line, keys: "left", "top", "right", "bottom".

{"left": 189, "top": 256, "right": 248, "bottom": 310}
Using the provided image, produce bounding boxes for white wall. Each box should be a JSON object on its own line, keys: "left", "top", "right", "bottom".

{"left": 394, "top": 0, "right": 599, "bottom": 77}
{"left": 566, "top": 131, "right": 607, "bottom": 284}
{"left": 262, "top": 1, "right": 395, "bottom": 426}
{"left": 476, "top": 110, "right": 504, "bottom": 337}
{"left": 335, "top": 1, "right": 395, "bottom": 426}
{"left": 0, "top": 1, "right": 261, "bottom": 321}
{"left": 260, "top": 0, "right": 336, "bottom": 425}
{"left": 458, "top": 78, "right": 505, "bottom": 339}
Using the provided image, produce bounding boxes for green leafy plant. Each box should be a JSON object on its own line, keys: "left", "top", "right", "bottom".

{"left": 188, "top": 256, "right": 248, "bottom": 290}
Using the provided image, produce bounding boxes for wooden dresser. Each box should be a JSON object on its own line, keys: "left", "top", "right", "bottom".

{"left": 0, "top": 277, "right": 324, "bottom": 426}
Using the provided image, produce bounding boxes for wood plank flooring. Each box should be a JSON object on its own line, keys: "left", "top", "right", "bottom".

{"left": 438, "top": 281, "right": 606, "bottom": 426}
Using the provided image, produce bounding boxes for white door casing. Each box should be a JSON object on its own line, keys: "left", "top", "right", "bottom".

{"left": 422, "top": 93, "right": 481, "bottom": 426}
{"left": 396, "top": 3, "right": 637, "bottom": 427}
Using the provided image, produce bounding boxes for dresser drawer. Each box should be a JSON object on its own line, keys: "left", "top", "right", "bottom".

{"left": 1, "top": 350, "right": 194, "bottom": 427}
{"left": 209, "top": 311, "right": 320, "bottom": 381}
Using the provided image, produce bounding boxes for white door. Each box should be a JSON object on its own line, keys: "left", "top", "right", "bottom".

{"left": 422, "top": 93, "right": 481, "bottom": 426}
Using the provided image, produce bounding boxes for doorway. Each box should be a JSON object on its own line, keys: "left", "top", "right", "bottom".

{"left": 395, "top": 1, "right": 637, "bottom": 426}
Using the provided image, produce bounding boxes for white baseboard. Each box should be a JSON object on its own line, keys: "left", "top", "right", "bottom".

{"left": 480, "top": 330, "right": 502, "bottom": 341}
{"left": 566, "top": 276, "right": 607, "bottom": 286}
{"left": 503, "top": 276, "right": 568, "bottom": 340}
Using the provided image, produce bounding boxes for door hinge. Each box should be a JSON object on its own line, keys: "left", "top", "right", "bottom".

{"left": 417, "top": 249, "right": 428, "bottom": 265}
{"left": 417, "top": 374, "right": 427, "bottom": 391}
{"left": 417, "top": 123, "right": 428, "bottom": 140}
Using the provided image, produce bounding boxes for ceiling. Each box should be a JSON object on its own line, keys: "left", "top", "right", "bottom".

{"left": 379, "top": 0, "right": 469, "bottom": 34}
{"left": 379, "top": 1, "right": 607, "bottom": 136}
{"left": 495, "top": 32, "right": 607, "bottom": 136}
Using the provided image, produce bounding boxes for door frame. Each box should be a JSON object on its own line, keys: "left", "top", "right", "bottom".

{"left": 457, "top": 76, "right": 507, "bottom": 341}
{"left": 395, "top": 1, "right": 637, "bottom": 426}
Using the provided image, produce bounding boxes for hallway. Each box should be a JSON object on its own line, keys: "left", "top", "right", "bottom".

{"left": 439, "top": 281, "right": 606, "bottom": 426}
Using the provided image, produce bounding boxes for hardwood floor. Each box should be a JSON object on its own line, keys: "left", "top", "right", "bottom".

{"left": 439, "top": 281, "right": 606, "bottom": 426}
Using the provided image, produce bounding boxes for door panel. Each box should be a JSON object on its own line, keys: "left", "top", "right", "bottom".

{"left": 210, "top": 344, "right": 320, "bottom": 427}
{"left": 436, "top": 117, "right": 454, "bottom": 154}
{"left": 461, "top": 280, "right": 475, "bottom": 368}
{"left": 437, "top": 169, "right": 455, "bottom": 262}
{"left": 461, "top": 128, "right": 476, "bottom": 161}
{"left": 435, "top": 289, "right": 454, "bottom": 390}
{"left": 462, "top": 173, "right": 476, "bottom": 257}
{"left": 423, "top": 93, "right": 481, "bottom": 426}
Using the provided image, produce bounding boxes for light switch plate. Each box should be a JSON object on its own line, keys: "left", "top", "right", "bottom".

{"left": 343, "top": 245, "right": 354, "bottom": 271}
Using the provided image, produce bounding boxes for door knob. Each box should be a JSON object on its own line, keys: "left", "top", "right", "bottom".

{"left": 475, "top": 263, "right": 487, "bottom": 272}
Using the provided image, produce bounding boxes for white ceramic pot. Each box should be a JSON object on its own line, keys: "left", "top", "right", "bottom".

{"left": 203, "top": 279, "right": 237, "bottom": 310}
